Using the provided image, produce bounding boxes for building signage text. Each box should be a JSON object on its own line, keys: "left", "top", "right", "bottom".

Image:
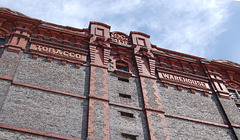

{"left": 111, "top": 33, "right": 128, "bottom": 44}
{"left": 34, "top": 45, "right": 86, "bottom": 61}
{"left": 158, "top": 72, "right": 209, "bottom": 89}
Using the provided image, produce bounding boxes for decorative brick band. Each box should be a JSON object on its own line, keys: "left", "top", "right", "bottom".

{"left": 0, "top": 123, "right": 80, "bottom": 140}
{"left": 89, "top": 95, "right": 109, "bottom": 102}
{"left": 0, "top": 76, "right": 13, "bottom": 81}
{"left": 165, "top": 114, "right": 229, "bottom": 128}
{"left": 12, "top": 82, "right": 87, "bottom": 99}
{"left": 232, "top": 124, "right": 240, "bottom": 128}
{"left": 145, "top": 108, "right": 165, "bottom": 114}
{"left": 109, "top": 102, "right": 143, "bottom": 111}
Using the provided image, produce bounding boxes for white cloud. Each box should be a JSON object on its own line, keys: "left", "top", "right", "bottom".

{"left": 1, "top": 0, "right": 232, "bottom": 58}
{"left": 149, "top": 0, "right": 231, "bottom": 57}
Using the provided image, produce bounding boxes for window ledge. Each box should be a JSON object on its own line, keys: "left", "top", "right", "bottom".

{"left": 115, "top": 69, "right": 132, "bottom": 78}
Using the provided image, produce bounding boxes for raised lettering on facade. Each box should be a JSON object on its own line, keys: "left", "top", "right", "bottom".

{"left": 34, "top": 45, "right": 86, "bottom": 61}
{"left": 158, "top": 72, "right": 210, "bottom": 89}
{"left": 111, "top": 32, "right": 128, "bottom": 45}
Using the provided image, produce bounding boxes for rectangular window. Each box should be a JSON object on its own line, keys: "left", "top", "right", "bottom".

{"left": 0, "top": 38, "right": 5, "bottom": 46}
{"left": 236, "top": 104, "right": 240, "bottom": 111}
{"left": 118, "top": 77, "right": 129, "bottom": 82}
{"left": 120, "top": 111, "right": 134, "bottom": 118}
{"left": 119, "top": 93, "right": 131, "bottom": 99}
{"left": 228, "top": 89, "right": 239, "bottom": 99}
{"left": 121, "top": 133, "right": 137, "bottom": 140}
{"left": 0, "top": 38, "right": 6, "bottom": 58}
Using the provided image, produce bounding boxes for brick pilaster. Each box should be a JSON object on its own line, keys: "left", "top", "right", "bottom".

{"left": 87, "top": 22, "right": 111, "bottom": 140}
{"left": 130, "top": 31, "right": 170, "bottom": 140}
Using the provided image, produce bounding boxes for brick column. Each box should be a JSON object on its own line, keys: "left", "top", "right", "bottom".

{"left": 87, "top": 22, "right": 111, "bottom": 140}
{"left": 130, "top": 31, "right": 170, "bottom": 140}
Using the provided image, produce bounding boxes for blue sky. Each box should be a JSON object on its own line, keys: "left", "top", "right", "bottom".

{"left": 1, "top": 0, "right": 240, "bottom": 64}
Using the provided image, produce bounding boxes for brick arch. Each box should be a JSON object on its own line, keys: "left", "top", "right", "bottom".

{"left": 112, "top": 56, "right": 136, "bottom": 75}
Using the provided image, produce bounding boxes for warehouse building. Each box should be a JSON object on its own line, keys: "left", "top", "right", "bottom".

{"left": 0, "top": 8, "right": 240, "bottom": 140}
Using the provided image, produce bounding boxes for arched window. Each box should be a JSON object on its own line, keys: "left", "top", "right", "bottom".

{"left": 116, "top": 60, "right": 129, "bottom": 72}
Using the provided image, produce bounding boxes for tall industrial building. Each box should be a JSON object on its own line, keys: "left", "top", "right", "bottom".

{"left": 0, "top": 8, "right": 240, "bottom": 140}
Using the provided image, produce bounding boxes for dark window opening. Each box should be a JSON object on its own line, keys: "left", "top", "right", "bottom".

{"left": 120, "top": 111, "right": 134, "bottom": 118}
{"left": 228, "top": 89, "right": 240, "bottom": 100}
{"left": 116, "top": 60, "right": 129, "bottom": 72}
{"left": 0, "top": 38, "right": 6, "bottom": 58}
{"left": 0, "top": 38, "right": 5, "bottom": 46}
{"left": 118, "top": 77, "right": 129, "bottom": 82}
{"left": 119, "top": 93, "right": 131, "bottom": 99}
{"left": 121, "top": 133, "right": 137, "bottom": 140}
{"left": 236, "top": 104, "right": 240, "bottom": 111}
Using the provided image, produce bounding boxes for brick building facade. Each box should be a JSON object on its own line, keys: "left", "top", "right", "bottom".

{"left": 0, "top": 8, "right": 240, "bottom": 140}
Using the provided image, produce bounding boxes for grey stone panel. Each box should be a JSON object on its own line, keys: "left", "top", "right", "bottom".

{"left": 13, "top": 54, "right": 89, "bottom": 96}
{"left": 157, "top": 83, "right": 226, "bottom": 124}
{"left": 109, "top": 105, "right": 149, "bottom": 140}
{"left": 0, "top": 51, "right": 23, "bottom": 78}
{"left": 233, "top": 128, "right": 240, "bottom": 139}
{"left": 0, "top": 79, "right": 11, "bottom": 112}
{"left": 108, "top": 72, "right": 143, "bottom": 108}
{"left": 0, "top": 128, "right": 57, "bottom": 140}
{"left": 0, "top": 85, "right": 88, "bottom": 139}
{"left": 166, "top": 117, "right": 234, "bottom": 140}
{"left": 219, "top": 98, "right": 240, "bottom": 125}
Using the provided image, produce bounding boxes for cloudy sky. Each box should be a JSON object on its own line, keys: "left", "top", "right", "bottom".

{"left": 1, "top": 0, "right": 240, "bottom": 63}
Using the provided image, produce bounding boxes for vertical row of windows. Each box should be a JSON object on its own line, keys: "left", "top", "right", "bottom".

{"left": 116, "top": 61, "right": 138, "bottom": 139}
